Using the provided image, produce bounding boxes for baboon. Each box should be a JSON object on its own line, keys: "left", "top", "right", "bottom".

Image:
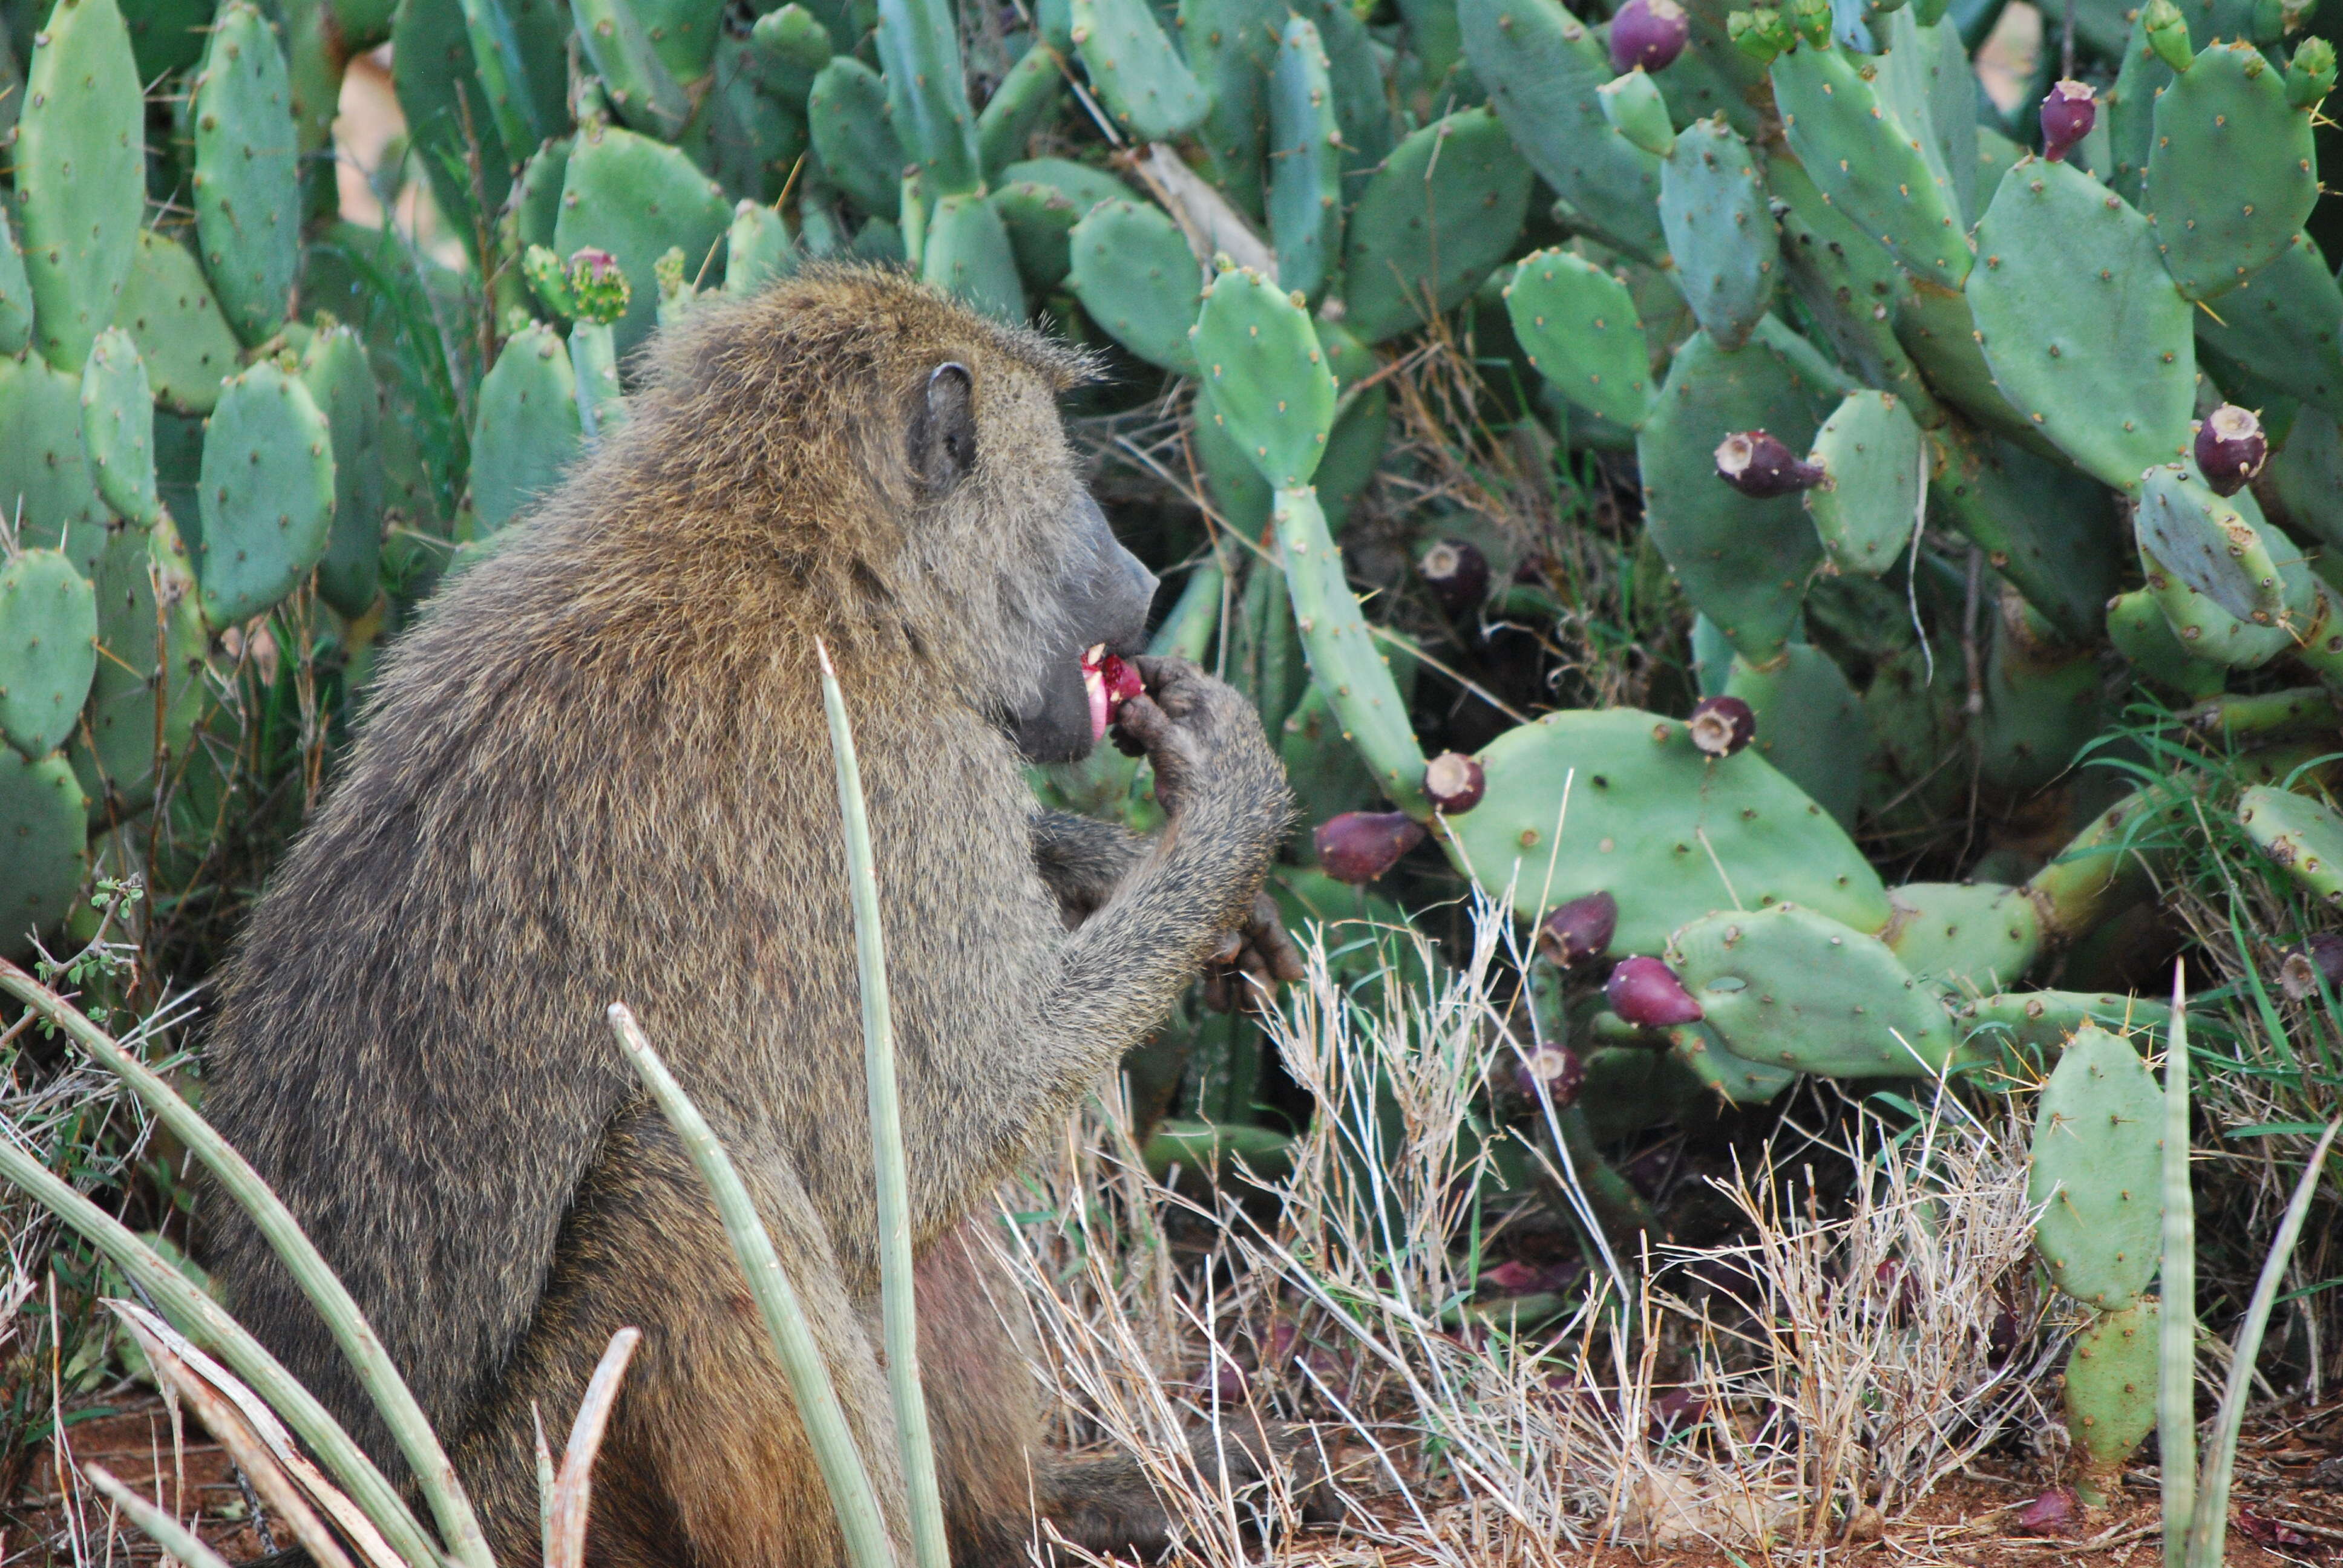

{"left": 201, "top": 266, "right": 1319, "bottom": 1568}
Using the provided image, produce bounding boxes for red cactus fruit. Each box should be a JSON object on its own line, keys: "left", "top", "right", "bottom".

{"left": 1418, "top": 538, "right": 1490, "bottom": 614}
{"left": 1538, "top": 891, "right": 1619, "bottom": 967}
{"left": 1714, "top": 430, "right": 1824, "bottom": 497}
{"left": 2194, "top": 403, "right": 2267, "bottom": 497}
{"left": 1315, "top": 811, "right": 1427, "bottom": 883}
{"left": 1605, "top": 955, "right": 1704, "bottom": 1027}
{"left": 2040, "top": 79, "right": 2097, "bottom": 162}
{"left": 1423, "top": 751, "right": 1486, "bottom": 813}
{"left": 1688, "top": 694, "right": 1756, "bottom": 757}
{"left": 1610, "top": 0, "right": 1690, "bottom": 71}
{"left": 1513, "top": 1042, "right": 1586, "bottom": 1105}
{"left": 1080, "top": 644, "right": 1144, "bottom": 742}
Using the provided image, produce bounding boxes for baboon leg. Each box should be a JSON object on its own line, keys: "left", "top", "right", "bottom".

{"left": 1034, "top": 1416, "right": 1345, "bottom": 1561}
{"left": 904, "top": 1219, "right": 1048, "bottom": 1567}
{"left": 456, "top": 1108, "right": 911, "bottom": 1568}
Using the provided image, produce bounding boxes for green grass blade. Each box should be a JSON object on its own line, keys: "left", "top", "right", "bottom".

{"left": 817, "top": 639, "right": 950, "bottom": 1568}
{"left": 2186, "top": 1114, "right": 2341, "bottom": 1568}
{"left": 606, "top": 1003, "right": 898, "bottom": 1568}
{"left": 2161, "top": 961, "right": 2197, "bottom": 1568}
{"left": 0, "top": 959, "right": 490, "bottom": 1568}
{"left": 84, "top": 1463, "right": 237, "bottom": 1568}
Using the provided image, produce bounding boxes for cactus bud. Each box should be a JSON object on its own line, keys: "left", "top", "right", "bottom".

{"left": 1423, "top": 751, "right": 1487, "bottom": 812}
{"left": 1080, "top": 644, "right": 1143, "bottom": 742}
{"left": 2278, "top": 931, "right": 2343, "bottom": 999}
{"left": 1714, "top": 430, "right": 1824, "bottom": 496}
{"left": 1789, "top": 0, "right": 1832, "bottom": 45}
{"left": 1727, "top": 6, "right": 1794, "bottom": 62}
{"left": 1418, "top": 538, "right": 1490, "bottom": 613}
{"left": 2289, "top": 35, "right": 2336, "bottom": 106}
{"left": 522, "top": 244, "right": 576, "bottom": 319}
{"left": 1598, "top": 68, "right": 1677, "bottom": 156}
{"left": 1314, "top": 811, "right": 1427, "bottom": 883}
{"left": 2194, "top": 404, "right": 2266, "bottom": 496}
{"left": 1514, "top": 1042, "right": 1586, "bottom": 1105}
{"left": 2040, "top": 80, "right": 2097, "bottom": 162}
{"left": 1687, "top": 694, "right": 1756, "bottom": 757}
{"left": 2144, "top": 0, "right": 2193, "bottom": 72}
{"left": 1605, "top": 956, "right": 1704, "bottom": 1027}
{"left": 568, "top": 248, "right": 631, "bottom": 325}
{"left": 1538, "top": 890, "right": 1619, "bottom": 967}
{"left": 1609, "top": 0, "right": 1690, "bottom": 71}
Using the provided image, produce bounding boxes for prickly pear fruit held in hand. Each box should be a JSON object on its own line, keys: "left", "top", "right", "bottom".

{"left": 1316, "top": 811, "right": 1427, "bottom": 883}
{"left": 2195, "top": 405, "right": 2267, "bottom": 496}
{"left": 1420, "top": 540, "right": 1489, "bottom": 613}
{"left": 1538, "top": 890, "right": 1619, "bottom": 967}
{"left": 1606, "top": 956, "right": 1704, "bottom": 1027}
{"left": 1515, "top": 1042, "right": 1585, "bottom": 1104}
{"left": 1610, "top": 0, "right": 1689, "bottom": 70}
{"left": 1688, "top": 694, "right": 1755, "bottom": 756}
{"left": 1080, "top": 644, "right": 1142, "bottom": 743}
{"left": 1424, "top": 752, "right": 1486, "bottom": 812}
{"left": 2041, "top": 80, "right": 2096, "bottom": 162}
{"left": 1715, "top": 431, "right": 1823, "bottom": 497}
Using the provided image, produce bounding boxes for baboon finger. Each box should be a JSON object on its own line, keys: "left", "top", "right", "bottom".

{"left": 1247, "top": 893, "right": 1308, "bottom": 984}
{"left": 1210, "top": 928, "right": 1245, "bottom": 964}
{"left": 1201, "top": 970, "right": 1233, "bottom": 1013}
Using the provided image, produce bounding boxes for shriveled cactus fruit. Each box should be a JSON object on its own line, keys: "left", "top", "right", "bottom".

{"left": 2028, "top": 1025, "right": 2163, "bottom": 1310}
{"left": 195, "top": 363, "right": 339, "bottom": 628}
{"left": 0, "top": 550, "right": 100, "bottom": 760}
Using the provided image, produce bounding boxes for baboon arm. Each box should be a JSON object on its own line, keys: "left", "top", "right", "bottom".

{"left": 1030, "top": 810, "right": 1147, "bottom": 924}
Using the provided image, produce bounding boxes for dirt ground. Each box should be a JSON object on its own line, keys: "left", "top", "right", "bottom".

{"left": 5, "top": 1394, "right": 2341, "bottom": 1568}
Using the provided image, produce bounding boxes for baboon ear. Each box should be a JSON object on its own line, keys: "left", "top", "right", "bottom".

{"left": 910, "top": 362, "right": 977, "bottom": 489}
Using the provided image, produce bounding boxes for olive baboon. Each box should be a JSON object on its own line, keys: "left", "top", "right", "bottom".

{"left": 201, "top": 267, "right": 1316, "bottom": 1568}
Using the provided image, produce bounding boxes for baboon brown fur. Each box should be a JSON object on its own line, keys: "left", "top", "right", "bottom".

{"left": 200, "top": 266, "right": 1318, "bottom": 1568}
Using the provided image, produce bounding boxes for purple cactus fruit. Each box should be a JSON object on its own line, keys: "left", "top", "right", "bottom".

{"left": 1714, "top": 430, "right": 1824, "bottom": 497}
{"left": 1687, "top": 694, "right": 1756, "bottom": 757}
{"left": 1513, "top": 1042, "right": 1586, "bottom": 1105}
{"left": 2014, "top": 1488, "right": 2080, "bottom": 1538}
{"left": 1610, "top": 0, "right": 1690, "bottom": 72}
{"left": 1314, "top": 810, "right": 1427, "bottom": 883}
{"left": 2278, "top": 930, "right": 2343, "bottom": 1000}
{"left": 1424, "top": 751, "right": 1486, "bottom": 813}
{"left": 2194, "top": 403, "right": 2267, "bottom": 497}
{"left": 1537, "top": 890, "right": 1619, "bottom": 967}
{"left": 1604, "top": 955, "right": 1704, "bottom": 1027}
{"left": 1419, "top": 538, "right": 1489, "bottom": 613}
{"left": 2040, "top": 79, "right": 2097, "bottom": 163}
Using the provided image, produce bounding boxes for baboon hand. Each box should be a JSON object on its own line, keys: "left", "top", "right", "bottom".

{"left": 1113, "top": 656, "right": 1278, "bottom": 822}
{"left": 1202, "top": 892, "right": 1309, "bottom": 1013}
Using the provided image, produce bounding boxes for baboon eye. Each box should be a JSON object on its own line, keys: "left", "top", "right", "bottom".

{"left": 913, "top": 362, "right": 977, "bottom": 489}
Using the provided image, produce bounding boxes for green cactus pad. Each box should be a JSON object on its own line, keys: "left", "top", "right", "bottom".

{"left": 1658, "top": 117, "right": 1778, "bottom": 351}
{"left": 1668, "top": 1021, "right": 1800, "bottom": 1103}
{"left": 806, "top": 57, "right": 904, "bottom": 221}
{"left": 1878, "top": 10, "right": 1978, "bottom": 221}
{"left": 2105, "top": 584, "right": 2226, "bottom": 698}
{"left": 750, "top": 3, "right": 832, "bottom": 91}
{"left": 2239, "top": 784, "right": 2343, "bottom": 904}
{"left": 1767, "top": 159, "right": 1941, "bottom": 425}
{"left": 1956, "top": 990, "right": 2171, "bottom": 1070}
{"left": 2106, "top": 3, "right": 2177, "bottom": 207}
{"left": 391, "top": 0, "right": 513, "bottom": 241}
{"left": 2196, "top": 232, "right": 2343, "bottom": 417}
{"left": 1177, "top": 0, "right": 1279, "bottom": 213}
{"left": 0, "top": 354, "right": 113, "bottom": 582}
{"left": 1458, "top": 0, "right": 1666, "bottom": 262}
{"left": 1191, "top": 268, "right": 1339, "bottom": 490}
{"left": 471, "top": 323, "right": 583, "bottom": 535}
{"left": 0, "top": 550, "right": 99, "bottom": 760}
{"left": 1968, "top": 158, "right": 2194, "bottom": 491}
{"left": 724, "top": 203, "right": 795, "bottom": 301}
{"left": 2135, "top": 463, "right": 2285, "bottom": 626}
{"left": 300, "top": 327, "right": 385, "bottom": 619}
{"left": 1066, "top": 200, "right": 1202, "bottom": 374}
{"left": 876, "top": 0, "right": 983, "bottom": 192}
{"left": 0, "top": 204, "right": 33, "bottom": 358}
{"left": 1929, "top": 425, "right": 2120, "bottom": 642}
{"left": 991, "top": 160, "right": 1128, "bottom": 288}
{"left": 570, "top": 323, "right": 626, "bottom": 442}
{"left": 72, "top": 512, "right": 204, "bottom": 816}
{"left": 2028, "top": 1024, "right": 2163, "bottom": 1310}
{"left": 1803, "top": 390, "right": 1923, "bottom": 577}
{"left": 975, "top": 43, "right": 1066, "bottom": 182}
{"left": 194, "top": 362, "right": 337, "bottom": 628}
{"left": 920, "top": 194, "right": 1024, "bottom": 322}
{"left": 1771, "top": 39, "right": 1971, "bottom": 290}
{"left": 1504, "top": 249, "right": 1653, "bottom": 431}
{"left": 513, "top": 139, "right": 572, "bottom": 259}
{"left": 1891, "top": 280, "right": 2042, "bottom": 450}
{"left": 15, "top": 0, "right": 144, "bottom": 371}
{"left": 1978, "top": 595, "right": 2103, "bottom": 796}
{"left": 2065, "top": 1298, "right": 2161, "bottom": 1502}
{"left": 1267, "top": 16, "right": 1343, "bottom": 302}
{"left": 1194, "top": 409, "right": 1271, "bottom": 536}
{"left": 115, "top": 231, "right": 243, "bottom": 417}
{"left": 1670, "top": 904, "right": 1955, "bottom": 1077}
{"left": 1636, "top": 328, "right": 1836, "bottom": 659}
{"left": 2145, "top": 41, "right": 2318, "bottom": 302}
{"left": 631, "top": 0, "right": 724, "bottom": 79}
{"left": 1883, "top": 881, "right": 2042, "bottom": 995}
{"left": 572, "top": 0, "right": 691, "bottom": 136}
{"left": 0, "top": 750, "right": 90, "bottom": 958}
{"left": 1342, "top": 108, "right": 1535, "bottom": 344}
{"left": 2141, "top": 494, "right": 2302, "bottom": 668}
{"left": 191, "top": 2, "right": 301, "bottom": 346}
{"left": 80, "top": 328, "right": 160, "bottom": 529}
{"left": 1445, "top": 706, "right": 1892, "bottom": 949}
{"left": 1721, "top": 644, "right": 1869, "bottom": 829}
{"left": 1295, "top": 0, "right": 1395, "bottom": 174}
{"left": 1070, "top": 0, "right": 1209, "bottom": 140}
{"left": 1274, "top": 487, "right": 1428, "bottom": 813}
{"left": 554, "top": 123, "right": 732, "bottom": 359}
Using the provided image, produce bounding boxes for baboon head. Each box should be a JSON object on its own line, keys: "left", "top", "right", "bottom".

{"left": 615, "top": 266, "right": 1158, "bottom": 763}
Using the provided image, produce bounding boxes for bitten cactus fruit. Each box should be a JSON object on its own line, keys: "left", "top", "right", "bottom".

{"left": 1424, "top": 751, "right": 1486, "bottom": 812}
{"left": 1081, "top": 644, "right": 1142, "bottom": 742}
{"left": 1714, "top": 430, "right": 1823, "bottom": 497}
{"left": 2040, "top": 80, "right": 2097, "bottom": 163}
{"left": 1315, "top": 810, "right": 1427, "bottom": 883}
{"left": 1687, "top": 695, "right": 1755, "bottom": 757}
{"left": 1419, "top": 538, "right": 1489, "bottom": 613}
{"left": 1514, "top": 1042, "right": 1586, "bottom": 1105}
{"left": 2194, "top": 405, "right": 2267, "bottom": 496}
{"left": 1609, "top": 0, "right": 1689, "bottom": 72}
{"left": 1537, "top": 890, "right": 1619, "bottom": 967}
{"left": 1605, "top": 955, "right": 1704, "bottom": 1026}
